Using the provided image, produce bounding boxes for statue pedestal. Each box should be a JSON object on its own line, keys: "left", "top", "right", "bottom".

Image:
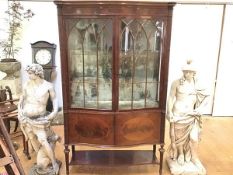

{"left": 167, "top": 157, "right": 206, "bottom": 175}
{"left": 28, "top": 160, "right": 61, "bottom": 175}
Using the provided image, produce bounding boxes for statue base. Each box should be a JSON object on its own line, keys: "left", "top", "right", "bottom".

{"left": 29, "top": 160, "right": 62, "bottom": 175}
{"left": 166, "top": 157, "right": 206, "bottom": 175}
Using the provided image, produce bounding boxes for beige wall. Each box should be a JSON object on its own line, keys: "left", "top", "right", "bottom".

{"left": 212, "top": 5, "right": 233, "bottom": 116}
{"left": 1, "top": 1, "right": 233, "bottom": 115}
{"left": 0, "top": 1, "right": 63, "bottom": 107}
{"left": 168, "top": 4, "right": 223, "bottom": 115}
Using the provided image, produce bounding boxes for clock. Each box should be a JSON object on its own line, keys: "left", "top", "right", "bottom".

{"left": 31, "top": 41, "right": 56, "bottom": 82}
{"left": 35, "top": 49, "right": 52, "bottom": 65}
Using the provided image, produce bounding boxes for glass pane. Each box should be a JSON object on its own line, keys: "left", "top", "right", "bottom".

{"left": 119, "top": 18, "right": 163, "bottom": 110}
{"left": 68, "top": 19, "right": 113, "bottom": 109}
{"left": 70, "top": 81, "right": 84, "bottom": 108}
{"left": 85, "top": 82, "right": 97, "bottom": 108}
{"left": 146, "top": 82, "right": 159, "bottom": 108}
{"left": 98, "top": 81, "right": 112, "bottom": 109}
{"left": 133, "top": 82, "right": 145, "bottom": 109}
{"left": 119, "top": 79, "right": 133, "bottom": 109}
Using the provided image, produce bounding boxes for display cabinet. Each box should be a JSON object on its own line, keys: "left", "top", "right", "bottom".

{"left": 55, "top": 1, "right": 174, "bottom": 174}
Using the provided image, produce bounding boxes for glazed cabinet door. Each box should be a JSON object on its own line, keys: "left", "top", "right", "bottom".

{"left": 118, "top": 18, "right": 163, "bottom": 110}
{"left": 66, "top": 18, "right": 113, "bottom": 110}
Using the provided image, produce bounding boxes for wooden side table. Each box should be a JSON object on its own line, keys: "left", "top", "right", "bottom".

{"left": 0, "top": 113, "right": 25, "bottom": 175}
{"left": 0, "top": 102, "right": 30, "bottom": 160}
{"left": 0, "top": 103, "right": 17, "bottom": 133}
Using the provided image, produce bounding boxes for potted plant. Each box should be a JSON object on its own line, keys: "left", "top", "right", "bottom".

{"left": 0, "top": 0, "right": 34, "bottom": 79}
{"left": 0, "top": 0, "right": 34, "bottom": 62}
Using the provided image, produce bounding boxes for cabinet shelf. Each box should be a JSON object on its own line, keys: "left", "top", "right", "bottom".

{"left": 70, "top": 150, "right": 159, "bottom": 166}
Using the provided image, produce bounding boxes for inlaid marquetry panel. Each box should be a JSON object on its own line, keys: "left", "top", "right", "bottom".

{"left": 68, "top": 112, "right": 114, "bottom": 145}
{"left": 115, "top": 111, "right": 161, "bottom": 146}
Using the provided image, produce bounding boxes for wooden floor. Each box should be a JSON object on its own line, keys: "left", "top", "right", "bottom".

{"left": 12, "top": 116, "right": 233, "bottom": 175}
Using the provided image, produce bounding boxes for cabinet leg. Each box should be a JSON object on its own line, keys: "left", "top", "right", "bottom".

{"left": 159, "top": 144, "right": 165, "bottom": 175}
{"left": 153, "top": 145, "right": 157, "bottom": 161}
{"left": 72, "top": 145, "right": 75, "bottom": 159}
{"left": 64, "top": 145, "right": 70, "bottom": 175}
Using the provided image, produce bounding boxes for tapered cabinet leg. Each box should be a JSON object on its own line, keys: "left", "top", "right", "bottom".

{"left": 159, "top": 144, "right": 165, "bottom": 175}
{"left": 153, "top": 145, "right": 157, "bottom": 161}
{"left": 64, "top": 145, "right": 70, "bottom": 175}
{"left": 72, "top": 145, "right": 75, "bottom": 160}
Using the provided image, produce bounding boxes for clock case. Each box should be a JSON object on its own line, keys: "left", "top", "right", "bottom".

{"left": 31, "top": 41, "right": 56, "bottom": 81}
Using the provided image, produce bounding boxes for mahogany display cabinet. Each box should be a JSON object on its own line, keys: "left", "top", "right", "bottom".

{"left": 55, "top": 1, "right": 174, "bottom": 174}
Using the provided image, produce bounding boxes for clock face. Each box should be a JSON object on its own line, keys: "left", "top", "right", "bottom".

{"left": 35, "top": 49, "right": 52, "bottom": 65}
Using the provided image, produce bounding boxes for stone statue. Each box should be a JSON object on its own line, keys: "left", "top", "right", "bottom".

{"left": 166, "top": 60, "right": 209, "bottom": 175}
{"left": 18, "top": 64, "right": 61, "bottom": 175}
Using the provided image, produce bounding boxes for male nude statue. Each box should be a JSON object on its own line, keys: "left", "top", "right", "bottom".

{"left": 167, "top": 60, "right": 209, "bottom": 174}
{"left": 18, "top": 64, "right": 60, "bottom": 174}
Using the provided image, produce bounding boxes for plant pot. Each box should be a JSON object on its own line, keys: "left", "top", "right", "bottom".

{"left": 0, "top": 58, "right": 17, "bottom": 62}
{"left": 0, "top": 61, "right": 21, "bottom": 79}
